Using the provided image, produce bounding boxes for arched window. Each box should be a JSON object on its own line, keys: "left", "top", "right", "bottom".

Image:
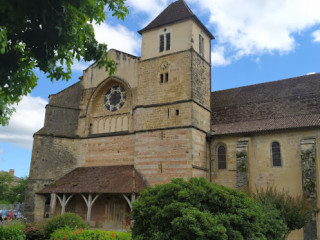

{"left": 271, "top": 141, "right": 282, "bottom": 167}
{"left": 218, "top": 145, "right": 226, "bottom": 169}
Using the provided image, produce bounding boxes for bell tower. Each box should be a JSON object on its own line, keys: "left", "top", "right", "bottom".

{"left": 133, "top": 0, "right": 215, "bottom": 184}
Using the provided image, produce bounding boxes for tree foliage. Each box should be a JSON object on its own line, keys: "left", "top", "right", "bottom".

{"left": 0, "top": 172, "right": 28, "bottom": 203}
{"left": 0, "top": 172, "right": 14, "bottom": 201}
{"left": 131, "top": 178, "right": 286, "bottom": 240}
{"left": 0, "top": 0, "right": 128, "bottom": 125}
{"left": 251, "top": 186, "right": 313, "bottom": 239}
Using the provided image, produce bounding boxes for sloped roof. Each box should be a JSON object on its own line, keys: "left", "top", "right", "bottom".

{"left": 138, "top": 0, "right": 214, "bottom": 39}
{"left": 211, "top": 73, "right": 320, "bottom": 135}
{"left": 38, "top": 165, "right": 146, "bottom": 194}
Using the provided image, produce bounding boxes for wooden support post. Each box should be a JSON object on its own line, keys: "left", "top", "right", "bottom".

{"left": 123, "top": 193, "right": 136, "bottom": 211}
{"left": 49, "top": 193, "right": 56, "bottom": 216}
{"left": 81, "top": 193, "right": 100, "bottom": 223}
{"left": 56, "top": 194, "right": 73, "bottom": 214}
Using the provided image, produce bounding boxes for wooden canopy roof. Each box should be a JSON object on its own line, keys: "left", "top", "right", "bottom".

{"left": 38, "top": 165, "right": 146, "bottom": 194}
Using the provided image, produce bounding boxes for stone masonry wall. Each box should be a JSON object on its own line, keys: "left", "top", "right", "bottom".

{"left": 137, "top": 51, "right": 191, "bottom": 106}
{"left": 83, "top": 135, "right": 135, "bottom": 167}
{"left": 191, "top": 51, "right": 211, "bottom": 109}
{"left": 24, "top": 135, "right": 84, "bottom": 221}
{"left": 134, "top": 128, "right": 194, "bottom": 186}
{"left": 133, "top": 102, "right": 192, "bottom": 131}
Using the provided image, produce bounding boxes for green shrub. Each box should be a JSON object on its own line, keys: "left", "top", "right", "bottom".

{"left": 252, "top": 186, "right": 312, "bottom": 239}
{"left": 0, "top": 221, "right": 25, "bottom": 240}
{"left": 259, "top": 202, "right": 287, "bottom": 240}
{"left": 24, "top": 222, "right": 46, "bottom": 240}
{"left": 44, "top": 213, "right": 87, "bottom": 238}
{"left": 131, "top": 178, "right": 279, "bottom": 240}
{"left": 50, "top": 226, "right": 131, "bottom": 240}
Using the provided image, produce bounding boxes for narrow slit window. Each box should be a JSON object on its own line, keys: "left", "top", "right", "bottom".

{"left": 165, "top": 73, "right": 169, "bottom": 82}
{"left": 160, "top": 74, "right": 164, "bottom": 83}
{"left": 176, "top": 109, "right": 179, "bottom": 116}
{"left": 166, "top": 33, "right": 171, "bottom": 50}
{"left": 159, "top": 35, "right": 164, "bottom": 52}
{"left": 199, "top": 34, "right": 204, "bottom": 56}
{"left": 272, "top": 142, "right": 282, "bottom": 167}
{"left": 218, "top": 146, "right": 226, "bottom": 169}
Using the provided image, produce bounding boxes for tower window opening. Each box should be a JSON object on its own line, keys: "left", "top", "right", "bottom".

{"left": 165, "top": 73, "right": 169, "bottom": 82}
{"left": 159, "top": 35, "right": 164, "bottom": 52}
{"left": 159, "top": 33, "right": 171, "bottom": 52}
{"left": 176, "top": 109, "right": 179, "bottom": 116}
{"left": 160, "top": 74, "right": 164, "bottom": 83}
{"left": 218, "top": 145, "right": 226, "bottom": 169}
{"left": 166, "top": 33, "right": 171, "bottom": 50}
{"left": 271, "top": 141, "right": 282, "bottom": 167}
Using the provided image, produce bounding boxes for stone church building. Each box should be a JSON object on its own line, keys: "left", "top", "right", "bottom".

{"left": 24, "top": 1, "right": 320, "bottom": 239}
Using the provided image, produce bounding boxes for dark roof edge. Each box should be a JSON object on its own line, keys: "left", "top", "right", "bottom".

{"left": 211, "top": 73, "right": 320, "bottom": 94}
{"left": 210, "top": 125, "right": 320, "bottom": 136}
{"left": 138, "top": 15, "right": 214, "bottom": 39}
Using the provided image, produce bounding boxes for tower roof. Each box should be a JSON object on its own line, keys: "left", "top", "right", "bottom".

{"left": 138, "top": 0, "right": 214, "bottom": 39}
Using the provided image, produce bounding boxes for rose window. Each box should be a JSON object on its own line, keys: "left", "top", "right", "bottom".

{"left": 104, "top": 85, "right": 126, "bottom": 111}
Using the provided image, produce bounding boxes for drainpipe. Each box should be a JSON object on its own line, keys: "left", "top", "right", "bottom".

{"left": 206, "top": 131, "right": 215, "bottom": 182}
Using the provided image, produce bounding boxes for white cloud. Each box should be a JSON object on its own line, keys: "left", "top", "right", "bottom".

{"left": 126, "top": 0, "right": 169, "bottom": 27}
{"left": 71, "top": 60, "right": 93, "bottom": 72}
{"left": 312, "top": 29, "right": 320, "bottom": 42}
{"left": 192, "top": 0, "right": 320, "bottom": 60}
{"left": 0, "top": 95, "right": 47, "bottom": 150}
{"left": 211, "top": 46, "right": 231, "bottom": 66}
{"left": 94, "top": 23, "right": 141, "bottom": 56}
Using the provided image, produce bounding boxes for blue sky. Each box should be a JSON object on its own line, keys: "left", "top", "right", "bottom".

{"left": 1, "top": 0, "right": 320, "bottom": 177}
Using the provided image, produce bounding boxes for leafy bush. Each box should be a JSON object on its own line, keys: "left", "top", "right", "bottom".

{"left": 258, "top": 202, "right": 287, "bottom": 239}
{"left": 0, "top": 221, "right": 25, "bottom": 240}
{"left": 50, "top": 226, "right": 131, "bottom": 240}
{"left": 24, "top": 222, "right": 46, "bottom": 240}
{"left": 252, "top": 186, "right": 312, "bottom": 239}
{"left": 44, "top": 213, "right": 87, "bottom": 238}
{"left": 131, "top": 178, "right": 281, "bottom": 240}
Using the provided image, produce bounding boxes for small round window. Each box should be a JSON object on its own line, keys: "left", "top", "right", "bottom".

{"left": 104, "top": 85, "right": 126, "bottom": 112}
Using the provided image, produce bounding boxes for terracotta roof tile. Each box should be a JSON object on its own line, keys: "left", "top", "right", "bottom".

{"left": 138, "top": 0, "right": 214, "bottom": 39}
{"left": 211, "top": 73, "right": 320, "bottom": 135}
{"left": 38, "top": 165, "right": 146, "bottom": 194}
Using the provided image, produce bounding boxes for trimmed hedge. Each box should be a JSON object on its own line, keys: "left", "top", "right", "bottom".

{"left": 50, "top": 227, "right": 131, "bottom": 240}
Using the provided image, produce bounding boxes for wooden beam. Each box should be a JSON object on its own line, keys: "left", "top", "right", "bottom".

{"left": 81, "top": 193, "right": 100, "bottom": 222}
{"left": 123, "top": 193, "right": 136, "bottom": 210}
{"left": 56, "top": 194, "right": 73, "bottom": 214}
